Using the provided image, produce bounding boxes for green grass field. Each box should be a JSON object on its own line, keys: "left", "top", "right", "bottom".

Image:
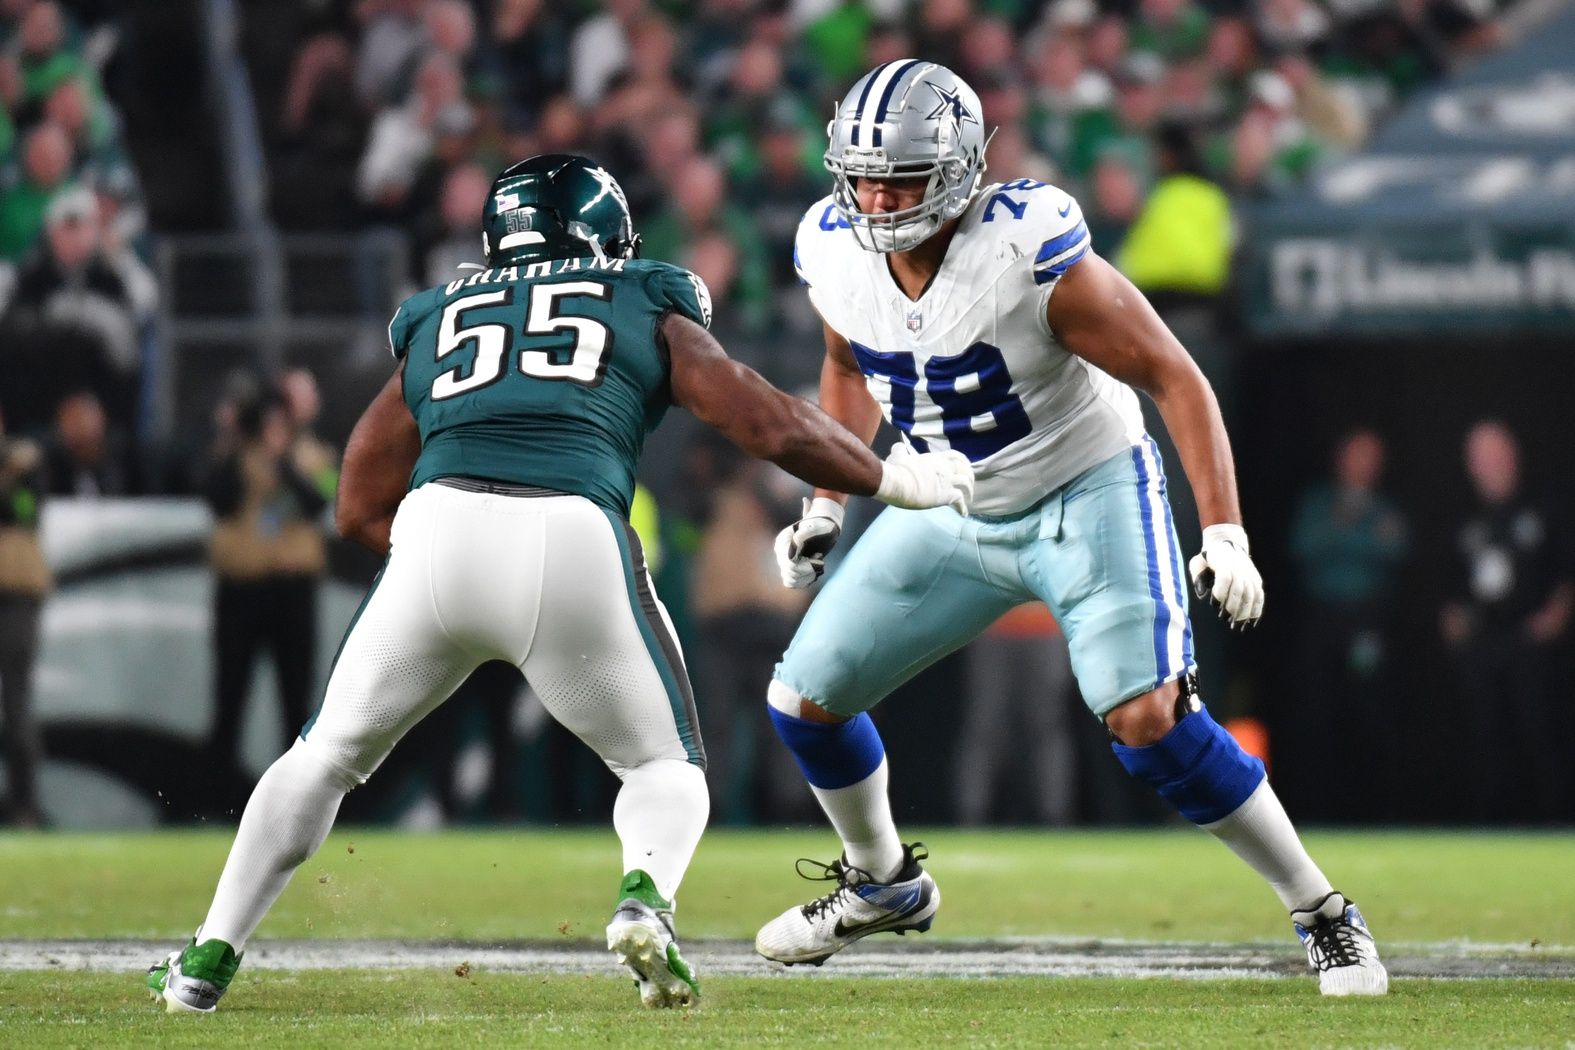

{"left": 5, "top": 973, "right": 1569, "bottom": 1049}
{"left": 2, "top": 828, "right": 1572, "bottom": 1047}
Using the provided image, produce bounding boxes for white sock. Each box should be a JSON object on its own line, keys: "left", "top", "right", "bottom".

{"left": 613, "top": 759, "right": 709, "bottom": 903}
{"left": 1202, "top": 779, "right": 1333, "bottom": 912}
{"left": 811, "top": 757, "right": 905, "bottom": 882}
{"left": 200, "top": 739, "right": 359, "bottom": 950}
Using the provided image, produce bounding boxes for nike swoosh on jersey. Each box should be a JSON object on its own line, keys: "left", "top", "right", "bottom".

{"left": 1057, "top": 201, "right": 1072, "bottom": 217}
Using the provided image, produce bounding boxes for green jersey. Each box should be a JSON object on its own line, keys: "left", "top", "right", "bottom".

{"left": 391, "top": 256, "right": 712, "bottom": 518}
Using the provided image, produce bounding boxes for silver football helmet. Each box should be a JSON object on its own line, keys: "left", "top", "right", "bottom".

{"left": 825, "top": 61, "right": 988, "bottom": 253}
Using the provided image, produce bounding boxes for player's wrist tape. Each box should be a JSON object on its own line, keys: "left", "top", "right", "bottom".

{"left": 873, "top": 463, "right": 900, "bottom": 505}
{"left": 805, "top": 496, "right": 846, "bottom": 527}
{"left": 874, "top": 462, "right": 924, "bottom": 506}
{"left": 1202, "top": 523, "right": 1249, "bottom": 555}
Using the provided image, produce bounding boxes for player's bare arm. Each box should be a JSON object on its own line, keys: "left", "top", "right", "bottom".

{"left": 810, "top": 321, "right": 885, "bottom": 506}
{"left": 336, "top": 364, "right": 420, "bottom": 555}
{"left": 665, "top": 311, "right": 968, "bottom": 511}
{"left": 769, "top": 321, "right": 901, "bottom": 595}
{"left": 1046, "top": 251, "right": 1239, "bottom": 529}
{"left": 665, "top": 311, "right": 881, "bottom": 496}
{"left": 1047, "top": 250, "right": 1264, "bottom": 636}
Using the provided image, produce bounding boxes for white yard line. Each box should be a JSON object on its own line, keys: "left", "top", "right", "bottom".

{"left": 2, "top": 939, "right": 1571, "bottom": 980}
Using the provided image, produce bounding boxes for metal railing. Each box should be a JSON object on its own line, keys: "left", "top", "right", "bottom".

{"left": 137, "top": 1, "right": 408, "bottom": 440}
{"left": 151, "top": 230, "right": 408, "bottom": 438}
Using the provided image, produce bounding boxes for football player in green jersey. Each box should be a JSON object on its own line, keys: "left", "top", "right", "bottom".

{"left": 147, "top": 155, "right": 974, "bottom": 1012}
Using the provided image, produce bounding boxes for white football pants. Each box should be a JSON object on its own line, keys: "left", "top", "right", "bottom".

{"left": 301, "top": 481, "right": 704, "bottom": 781}
{"left": 198, "top": 482, "right": 709, "bottom": 948}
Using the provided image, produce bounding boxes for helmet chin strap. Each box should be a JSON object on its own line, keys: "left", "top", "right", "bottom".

{"left": 568, "top": 220, "right": 610, "bottom": 264}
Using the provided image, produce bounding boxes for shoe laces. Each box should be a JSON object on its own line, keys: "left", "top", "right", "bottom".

{"left": 1302, "top": 913, "right": 1363, "bottom": 972}
{"left": 794, "top": 856, "right": 874, "bottom": 921}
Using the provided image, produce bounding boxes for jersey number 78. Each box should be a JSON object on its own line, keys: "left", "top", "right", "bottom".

{"left": 851, "top": 340, "right": 1031, "bottom": 461}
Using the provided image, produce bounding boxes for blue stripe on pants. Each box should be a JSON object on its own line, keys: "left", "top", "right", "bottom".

{"left": 1146, "top": 436, "right": 1194, "bottom": 668}
{"left": 1129, "top": 444, "right": 1169, "bottom": 687}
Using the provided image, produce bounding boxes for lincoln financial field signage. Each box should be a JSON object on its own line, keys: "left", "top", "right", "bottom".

{"left": 1241, "top": 152, "right": 1575, "bottom": 337}
{"left": 1261, "top": 238, "right": 1575, "bottom": 333}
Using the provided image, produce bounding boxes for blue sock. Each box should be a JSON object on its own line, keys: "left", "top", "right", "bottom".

{"left": 1112, "top": 705, "right": 1265, "bottom": 824}
{"left": 768, "top": 708, "right": 886, "bottom": 790}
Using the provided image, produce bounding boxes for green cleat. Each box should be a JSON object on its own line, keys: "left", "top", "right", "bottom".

{"left": 145, "top": 936, "right": 243, "bottom": 1013}
{"left": 605, "top": 870, "right": 700, "bottom": 1008}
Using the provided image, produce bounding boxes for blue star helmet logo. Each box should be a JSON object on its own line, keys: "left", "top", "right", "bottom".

{"left": 925, "top": 83, "right": 978, "bottom": 127}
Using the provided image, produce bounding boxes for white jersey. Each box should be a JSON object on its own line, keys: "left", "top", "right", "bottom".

{"left": 794, "top": 180, "right": 1144, "bottom": 517}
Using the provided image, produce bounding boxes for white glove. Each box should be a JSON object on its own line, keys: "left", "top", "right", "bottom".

{"left": 873, "top": 443, "right": 974, "bottom": 514}
{"left": 1187, "top": 523, "right": 1264, "bottom": 629}
{"left": 773, "top": 496, "right": 844, "bottom": 588}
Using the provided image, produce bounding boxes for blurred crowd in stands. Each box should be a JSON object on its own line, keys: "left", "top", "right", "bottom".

{"left": 1, "top": 0, "right": 1567, "bottom": 829}
{"left": 254, "top": 0, "right": 1525, "bottom": 337}
{"left": 0, "top": 0, "right": 1533, "bottom": 446}
{"left": 0, "top": 0, "right": 152, "bottom": 440}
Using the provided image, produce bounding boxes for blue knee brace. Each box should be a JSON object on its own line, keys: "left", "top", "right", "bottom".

{"left": 1112, "top": 705, "right": 1265, "bottom": 824}
{"left": 768, "top": 708, "right": 885, "bottom": 790}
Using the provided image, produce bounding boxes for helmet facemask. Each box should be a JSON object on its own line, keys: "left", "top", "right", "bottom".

{"left": 827, "top": 149, "right": 985, "bottom": 253}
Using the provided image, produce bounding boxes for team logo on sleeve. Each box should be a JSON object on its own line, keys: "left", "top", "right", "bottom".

{"left": 687, "top": 272, "right": 713, "bottom": 328}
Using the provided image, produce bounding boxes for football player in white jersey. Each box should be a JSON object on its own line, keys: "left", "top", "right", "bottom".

{"left": 754, "top": 61, "right": 1388, "bottom": 996}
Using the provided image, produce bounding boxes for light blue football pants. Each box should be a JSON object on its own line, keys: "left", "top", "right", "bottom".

{"left": 774, "top": 438, "right": 1196, "bottom": 719}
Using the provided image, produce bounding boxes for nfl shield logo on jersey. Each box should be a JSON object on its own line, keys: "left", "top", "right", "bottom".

{"left": 906, "top": 308, "right": 923, "bottom": 333}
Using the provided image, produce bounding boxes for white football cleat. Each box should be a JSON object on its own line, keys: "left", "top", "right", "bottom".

{"left": 605, "top": 871, "right": 699, "bottom": 1009}
{"left": 755, "top": 842, "right": 939, "bottom": 966}
{"left": 1292, "top": 891, "right": 1389, "bottom": 996}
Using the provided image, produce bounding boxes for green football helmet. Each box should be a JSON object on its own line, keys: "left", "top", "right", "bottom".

{"left": 482, "top": 153, "right": 641, "bottom": 267}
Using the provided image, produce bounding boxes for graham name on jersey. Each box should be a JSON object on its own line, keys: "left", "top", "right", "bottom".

{"left": 444, "top": 255, "right": 628, "bottom": 295}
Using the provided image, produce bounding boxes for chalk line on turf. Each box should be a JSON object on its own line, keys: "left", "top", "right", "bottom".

{"left": 1, "top": 939, "right": 1569, "bottom": 980}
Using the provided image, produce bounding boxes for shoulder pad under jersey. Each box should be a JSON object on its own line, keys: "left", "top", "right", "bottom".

{"left": 969, "top": 179, "right": 1092, "bottom": 288}
{"left": 792, "top": 193, "right": 861, "bottom": 291}
{"left": 641, "top": 260, "right": 713, "bottom": 329}
{"left": 386, "top": 285, "right": 444, "bottom": 361}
